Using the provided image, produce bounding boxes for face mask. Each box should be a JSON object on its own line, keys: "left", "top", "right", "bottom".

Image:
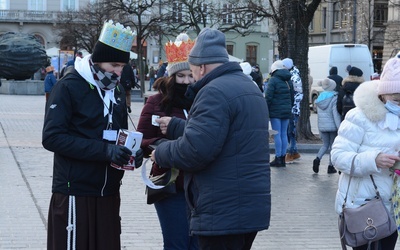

{"left": 385, "top": 100, "right": 400, "bottom": 116}
{"left": 174, "top": 84, "right": 189, "bottom": 98}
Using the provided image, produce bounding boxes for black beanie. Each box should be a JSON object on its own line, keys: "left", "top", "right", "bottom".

{"left": 348, "top": 66, "right": 363, "bottom": 77}
{"left": 91, "top": 41, "right": 130, "bottom": 63}
{"left": 329, "top": 66, "right": 338, "bottom": 75}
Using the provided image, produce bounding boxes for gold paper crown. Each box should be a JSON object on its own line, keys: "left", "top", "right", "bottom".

{"left": 165, "top": 33, "right": 195, "bottom": 63}
{"left": 98, "top": 20, "right": 135, "bottom": 52}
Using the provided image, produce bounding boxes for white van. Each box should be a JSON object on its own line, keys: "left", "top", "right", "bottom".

{"left": 308, "top": 44, "right": 374, "bottom": 112}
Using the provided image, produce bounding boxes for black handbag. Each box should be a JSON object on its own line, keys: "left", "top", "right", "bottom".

{"left": 338, "top": 156, "right": 396, "bottom": 249}
{"left": 146, "top": 168, "right": 179, "bottom": 205}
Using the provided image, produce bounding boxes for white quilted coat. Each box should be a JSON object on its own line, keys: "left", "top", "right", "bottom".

{"left": 332, "top": 80, "right": 400, "bottom": 215}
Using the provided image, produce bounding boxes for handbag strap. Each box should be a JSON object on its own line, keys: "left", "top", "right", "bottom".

{"left": 343, "top": 156, "right": 357, "bottom": 206}
{"left": 343, "top": 156, "right": 381, "bottom": 207}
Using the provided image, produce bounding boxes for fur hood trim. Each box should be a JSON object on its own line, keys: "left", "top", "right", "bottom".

{"left": 353, "top": 80, "right": 387, "bottom": 122}
{"left": 342, "top": 75, "right": 364, "bottom": 85}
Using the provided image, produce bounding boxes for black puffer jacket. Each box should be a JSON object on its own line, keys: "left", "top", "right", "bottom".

{"left": 42, "top": 69, "right": 128, "bottom": 196}
{"left": 328, "top": 66, "right": 343, "bottom": 92}
{"left": 337, "top": 75, "right": 364, "bottom": 119}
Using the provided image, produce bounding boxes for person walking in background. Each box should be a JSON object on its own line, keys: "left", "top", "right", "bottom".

{"left": 327, "top": 66, "right": 343, "bottom": 92}
{"left": 337, "top": 66, "right": 364, "bottom": 120}
{"left": 42, "top": 20, "right": 143, "bottom": 250}
{"left": 44, "top": 65, "right": 56, "bottom": 101}
{"left": 266, "top": 60, "right": 294, "bottom": 167}
{"left": 120, "top": 62, "right": 136, "bottom": 113}
{"left": 282, "top": 58, "right": 303, "bottom": 163}
{"left": 312, "top": 78, "right": 341, "bottom": 174}
{"left": 59, "top": 51, "right": 83, "bottom": 78}
{"left": 157, "top": 60, "right": 168, "bottom": 79}
{"left": 66, "top": 51, "right": 83, "bottom": 67}
{"left": 331, "top": 56, "right": 400, "bottom": 250}
{"left": 250, "top": 64, "right": 263, "bottom": 92}
{"left": 137, "top": 33, "right": 198, "bottom": 250}
{"left": 240, "top": 62, "right": 259, "bottom": 88}
{"left": 152, "top": 27, "right": 270, "bottom": 250}
{"left": 148, "top": 65, "right": 156, "bottom": 90}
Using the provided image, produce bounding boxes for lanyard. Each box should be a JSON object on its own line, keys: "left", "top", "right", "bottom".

{"left": 93, "top": 83, "right": 114, "bottom": 129}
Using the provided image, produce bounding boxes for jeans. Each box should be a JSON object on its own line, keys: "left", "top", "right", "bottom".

{"left": 270, "top": 118, "right": 289, "bottom": 157}
{"left": 287, "top": 114, "right": 299, "bottom": 154}
{"left": 149, "top": 77, "right": 155, "bottom": 90}
{"left": 154, "top": 191, "right": 198, "bottom": 250}
{"left": 316, "top": 131, "right": 337, "bottom": 165}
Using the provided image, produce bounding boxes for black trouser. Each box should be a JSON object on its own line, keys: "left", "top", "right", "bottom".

{"left": 198, "top": 232, "right": 258, "bottom": 250}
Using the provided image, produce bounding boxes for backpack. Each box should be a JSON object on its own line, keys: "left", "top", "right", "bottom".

{"left": 342, "top": 91, "right": 355, "bottom": 119}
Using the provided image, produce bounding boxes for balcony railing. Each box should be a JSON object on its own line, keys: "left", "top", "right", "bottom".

{"left": 0, "top": 10, "right": 153, "bottom": 24}
{"left": 0, "top": 10, "right": 61, "bottom": 23}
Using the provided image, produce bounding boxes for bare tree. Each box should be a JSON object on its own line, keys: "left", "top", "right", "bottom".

{"left": 245, "top": 0, "right": 322, "bottom": 140}
{"left": 57, "top": 1, "right": 117, "bottom": 53}
{"left": 108, "top": 0, "right": 166, "bottom": 94}
{"left": 161, "top": 0, "right": 260, "bottom": 36}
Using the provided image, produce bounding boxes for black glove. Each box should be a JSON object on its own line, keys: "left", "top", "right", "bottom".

{"left": 134, "top": 148, "right": 144, "bottom": 168}
{"left": 127, "top": 106, "right": 132, "bottom": 113}
{"left": 106, "top": 144, "right": 132, "bottom": 166}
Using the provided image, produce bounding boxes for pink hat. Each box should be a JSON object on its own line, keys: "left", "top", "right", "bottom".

{"left": 377, "top": 57, "right": 400, "bottom": 95}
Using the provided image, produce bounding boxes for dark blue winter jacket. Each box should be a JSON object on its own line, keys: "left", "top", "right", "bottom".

{"left": 265, "top": 69, "right": 294, "bottom": 119}
{"left": 155, "top": 62, "right": 271, "bottom": 236}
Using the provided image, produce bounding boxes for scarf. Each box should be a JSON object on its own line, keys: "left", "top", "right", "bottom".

{"left": 74, "top": 55, "right": 117, "bottom": 117}
{"left": 171, "top": 84, "right": 192, "bottom": 110}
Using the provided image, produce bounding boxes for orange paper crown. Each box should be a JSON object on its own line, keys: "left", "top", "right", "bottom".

{"left": 165, "top": 34, "right": 195, "bottom": 63}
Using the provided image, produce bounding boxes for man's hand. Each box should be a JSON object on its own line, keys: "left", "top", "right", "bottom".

{"left": 156, "top": 116, "right": 172, "bottom": 135}
{"left": 106, "top": 144, "right": 132, "bottom": 166}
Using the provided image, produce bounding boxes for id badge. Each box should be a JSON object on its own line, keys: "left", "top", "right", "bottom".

{"left": 103, "top": 130, "right": 118, "bottom": 141}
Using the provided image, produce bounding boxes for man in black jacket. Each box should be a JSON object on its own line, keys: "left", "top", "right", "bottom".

{"left": 327, "top": 66, "right": 343, "bottom": 92}
{"left": 42, "top": 21, "right": 143, "bottom": 250}
{"left": 120, "top": 63, "right": 137, "bottom": 113}
{"left": 153, "top": 28, "right": 271, "bottom": 250}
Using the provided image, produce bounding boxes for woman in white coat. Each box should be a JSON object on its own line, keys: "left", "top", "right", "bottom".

{"left": 331, "top": 56, "right": 400, "bottom": 250}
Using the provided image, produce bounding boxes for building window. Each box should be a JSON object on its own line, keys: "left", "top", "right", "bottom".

{"left": 62, "top": 0, "right": 77, "bottom": 11}
{"left": 172, "top": 2, "right": 182, "bottom": 23}
{"left": 322, "top": 7, "right": 327, "bottom": 29}
{"left": 226, "top": 45, "right": 233, "bottom": 55}
{"left": 0, "top": 0, "right": 9, "bottom": 10}
{"left": 374, "top": 3, "right": 388, "bottom": 27}
{"left": 28, "top": 0, "right": 45, "bottom": 11}
{"left": 222, "top": 4, "right": 233, "bottom": 24}
{"left": 246, "top": 45, "right": 257, "bottom": 66}
{"left": 333, "top": 2, "right": 340, "bottom": 28}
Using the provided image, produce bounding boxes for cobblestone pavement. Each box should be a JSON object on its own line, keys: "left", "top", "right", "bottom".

{"left": 1, "top": 94, "right": 399, "bottom": 250}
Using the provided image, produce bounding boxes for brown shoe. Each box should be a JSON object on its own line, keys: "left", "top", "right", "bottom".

{"left": 285, "top": 153, "right": 294, "bottom": 163}
{"left": 292, "top": 152, "right": 301, "bottom": 160}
